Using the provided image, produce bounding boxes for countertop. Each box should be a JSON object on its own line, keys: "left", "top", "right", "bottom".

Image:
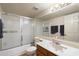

{"left": 36, "top": 38, "right": 79, "bottom": 56}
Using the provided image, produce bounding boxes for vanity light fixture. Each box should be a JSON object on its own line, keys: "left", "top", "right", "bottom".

{"left": 50, "top": 3, "right": 71, "bottom": 12}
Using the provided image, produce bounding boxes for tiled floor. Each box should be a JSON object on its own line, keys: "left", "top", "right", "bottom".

{"left": 0, "top": 44, "right": 31, "bottom": 56}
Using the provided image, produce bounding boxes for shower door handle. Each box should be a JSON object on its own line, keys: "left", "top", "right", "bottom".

{"left": 3, "top": 30, "right": 18, "bottom": 33}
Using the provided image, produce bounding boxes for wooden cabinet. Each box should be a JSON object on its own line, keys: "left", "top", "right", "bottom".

{"left": 36, "top": 45, "right": 57, "bottom": 56}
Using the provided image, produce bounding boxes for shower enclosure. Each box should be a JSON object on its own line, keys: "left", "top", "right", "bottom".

{"left": 0, "top": 13, "right": 34, "bottom": 50}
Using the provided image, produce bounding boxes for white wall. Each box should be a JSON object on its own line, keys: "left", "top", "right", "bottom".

{"left": 33, "top": 19, "right": 43, "bottom": 36}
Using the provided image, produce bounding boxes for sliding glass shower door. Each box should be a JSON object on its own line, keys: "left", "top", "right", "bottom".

{"left": 0, "top": 13, "right": 34, "bottom": 50}
{"left": 21, "top": 17, "right": 33, "bottom": 45}
{"left": 2, "top": 14, "right": 21, "bottom": 49}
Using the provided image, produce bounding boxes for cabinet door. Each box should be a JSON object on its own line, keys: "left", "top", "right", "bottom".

{"left": 36, "top": 49, "right": 45, "bottom": 56}
{"left": 36, "top": 45, "right": 47, "bottom": 56}
{"left": 36, "top": 45, "right": 57, "bottom": 56}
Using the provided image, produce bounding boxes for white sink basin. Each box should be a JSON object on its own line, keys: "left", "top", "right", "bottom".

{"left": 53, "top": 43, "right": 67, "bottom": 51}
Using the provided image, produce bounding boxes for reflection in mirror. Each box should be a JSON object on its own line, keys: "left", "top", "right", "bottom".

{"left": 64, "top": 13, "right": 79, "bottom": 43}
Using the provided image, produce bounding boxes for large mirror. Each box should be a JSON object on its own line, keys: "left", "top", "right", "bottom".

{"left": 64, "top": 13, "right": 79, "bottom": 43}
{"left": 42, "top": 12, "right": 79, "bottom": 44}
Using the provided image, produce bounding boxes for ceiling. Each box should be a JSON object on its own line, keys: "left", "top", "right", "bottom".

{"left": 1, "top": 3, "right": 53, "bottom": 18}
{"left": 37, "top": 3, "right": 79, "bottom": 20}
{"left": 1, "top": 3, "right": 79, "bottom": 20}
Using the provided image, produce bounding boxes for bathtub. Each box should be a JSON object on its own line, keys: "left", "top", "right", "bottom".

{"left": 0, "top": 44, "right": 31, "bottom": 56}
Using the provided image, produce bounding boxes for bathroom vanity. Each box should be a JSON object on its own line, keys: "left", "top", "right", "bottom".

{"left": 36, "top": 45, "right": 57, "bottom": 56}
{"left": 35, "top": 36, "right": 79, "bottom": 56}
